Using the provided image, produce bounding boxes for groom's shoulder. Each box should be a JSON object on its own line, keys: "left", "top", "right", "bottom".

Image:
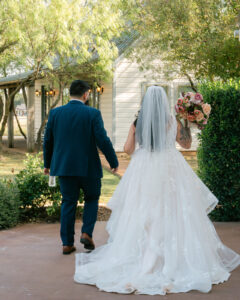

{"left": 85, "top": 106, "right": 101, "bottom": 117}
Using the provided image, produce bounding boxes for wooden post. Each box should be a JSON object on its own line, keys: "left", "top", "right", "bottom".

{"left": 27, "top": 84, "right": 35, "bottom": 152}
{"left": 7, "top": 88, "right": 15, "bottom": 148}
{"left": 7, "top": 104, "right": 14, "bottom": 148}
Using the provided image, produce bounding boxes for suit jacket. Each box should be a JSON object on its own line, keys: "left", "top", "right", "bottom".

{"left": 43, "top": 100, "right": 118, "bottom": 178}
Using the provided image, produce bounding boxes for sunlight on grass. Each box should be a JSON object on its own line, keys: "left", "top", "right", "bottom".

{"left": 100, "top": 169, "right": 120, "bottom": 203}
{"left": 0, "top": 151, "right": 26, "bottom": 177}
{"left": 0, "top": 151, "right": 120, "bottom": 203}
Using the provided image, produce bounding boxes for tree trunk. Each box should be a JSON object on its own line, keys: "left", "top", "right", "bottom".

{"left": 184, "top": 73, "right": 198, "bottom": 93}
{"left": 0, "top": 79, "right": 31, "bottom": 153}
{"left": 27, "top": 85, "right": 35, "bottom": 152}
{"left": 8, "top": 98, "right": 14, "bottom": 148}
{"left": 0, "top": 94, "right": 3, "bottom": 123}
{"left": 0, "top": 90, "right": 13, "bottom": 151}
{"left": 14, "top": 108, "right": 27, "bottom": 139}
{"left": 36, "top": 83, "right": 63, "bottom": 152}
{"left": 0, "top": 135, "right": 2, "bottom": 153}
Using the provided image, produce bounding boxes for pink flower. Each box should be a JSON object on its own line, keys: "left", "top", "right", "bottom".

{"left": 175, "top": 104, "right": 179, "bottom": 113}
{"left": 177, "top": 98, "right": 183, "bottom": 105}
{"left": 202, "top": 103, "right": 211, "bottom": 116}
{"left": 186, "top": 92, "right": 195, "bottom": 99}
{"left": 203, "top": 119, "right": 208, "bottom": 125}
{"left": 183, "top": 98, "right": 191, "bottom": 107}
{"left": 194, "top": 109, "right": 201, "bottom": 115}
{"left": 196, "top": 111, "right": 204, "bottom": 122}
{"left": 187, "top": 114, "right": 196, "bottom": 122}
{"left": 178, "top": 106, "right": 185, "bottom": 112}
{"left": 195, "top": 93, "right": 203, "bottom": 101}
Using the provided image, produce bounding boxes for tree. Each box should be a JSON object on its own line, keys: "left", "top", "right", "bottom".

{"left": 123, "top": 0, "right": 240, "bottom": 84}
{"left": 0, "top": 0, "right": 125, "bottom": 152}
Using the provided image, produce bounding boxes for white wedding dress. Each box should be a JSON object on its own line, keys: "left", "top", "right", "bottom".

{"left": 74, "top": 87, "right": 240, "bottom": 295}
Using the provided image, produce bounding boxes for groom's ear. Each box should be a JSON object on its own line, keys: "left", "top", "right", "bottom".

{"left": 84, "top": 91, "right": 90, "bottom": 101}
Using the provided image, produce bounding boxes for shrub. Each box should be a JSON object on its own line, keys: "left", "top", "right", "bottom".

{"left": 15, "top": 153, "right": 84, "bottom": 221}
{"left": 0, "top": 178, "right": 20, "bottom": 229}
{"left": 16, "top": 153, "right": 62, "bottom": 220}
{"left": 198, "top": 80, "right": 240, "bottom": 221}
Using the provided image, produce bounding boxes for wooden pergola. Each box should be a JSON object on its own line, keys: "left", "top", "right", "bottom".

{"left": 0, "top": 70, "right": 104, "bottom": 153}
{"left": 0, "top": 70, "right": 36, "bottom": 152}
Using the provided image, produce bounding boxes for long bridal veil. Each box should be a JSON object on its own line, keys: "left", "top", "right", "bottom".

{"left": 136, "top": 86, "right": 176, "bottom": 151}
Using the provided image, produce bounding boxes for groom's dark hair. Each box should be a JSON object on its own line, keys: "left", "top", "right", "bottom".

{"left": 70, "top": 80, "right": 90, "bottom": 98}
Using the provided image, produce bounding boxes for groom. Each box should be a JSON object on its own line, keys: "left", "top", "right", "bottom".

{"left": 43, "top": 80, "right": 119, "bottom": 255}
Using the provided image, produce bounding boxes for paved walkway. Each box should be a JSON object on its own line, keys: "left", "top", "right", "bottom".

{"left": 0, "top": 222, "right": 240, "bottom": 300}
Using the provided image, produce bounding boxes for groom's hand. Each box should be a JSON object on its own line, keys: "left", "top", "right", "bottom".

{"left": 111, "top": 167, "right": 118, "bottom": 174}
{"left": 44, "top": 168, "right": 50, "bottom": 175}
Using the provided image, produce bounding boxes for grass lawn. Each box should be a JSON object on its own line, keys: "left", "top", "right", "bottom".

{"left": 0, "top": 150, "right": 26, "bottom": 176}
{"left": 100, "top": 169, "right": 120, "bottom": 203}
{"left": 0, "top": 149, "right": 197, "bottom": 204}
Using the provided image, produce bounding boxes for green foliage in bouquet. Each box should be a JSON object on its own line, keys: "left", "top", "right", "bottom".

{"left": 198, "top": 80, "right": 240, "bottom": 221}
{"left": 0, "top": 178, "right": 20, "bottom": 229}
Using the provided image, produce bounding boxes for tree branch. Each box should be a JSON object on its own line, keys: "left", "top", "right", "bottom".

{"left": 184, "top": 73, "right": 198, "bottom": 92}
{"left": 13, "top": 108, "right": 27, "bottom": 139}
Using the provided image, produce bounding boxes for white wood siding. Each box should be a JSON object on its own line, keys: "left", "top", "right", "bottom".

{"left": 99, "top": 83, "right": 112, "bottom": 140}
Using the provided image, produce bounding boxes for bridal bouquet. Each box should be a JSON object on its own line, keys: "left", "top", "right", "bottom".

{"left": 175, "top": 92, "right": 211, "bottom": 130}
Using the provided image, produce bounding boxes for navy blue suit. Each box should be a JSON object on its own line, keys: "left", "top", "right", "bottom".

{"left": 43, "top": 100, "right": 118, "bottom": 246}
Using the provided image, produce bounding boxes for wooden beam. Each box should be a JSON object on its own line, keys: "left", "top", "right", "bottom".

{"left": 0, "top": 84, "right": 19, "bottom": 89}
{"left": 27, "top": 85, "right": 35, "bottom": 152}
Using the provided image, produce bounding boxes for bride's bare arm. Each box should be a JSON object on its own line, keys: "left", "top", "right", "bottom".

{"left": 176, "top": 118, "right": 192, "bottom": 149}
{"left": 124, "top": 124, "right": 136, "bottom": 155}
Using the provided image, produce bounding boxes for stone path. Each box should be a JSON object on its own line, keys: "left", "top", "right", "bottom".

{"left": 0, "top": 222, "right": 240, "bottom": 300}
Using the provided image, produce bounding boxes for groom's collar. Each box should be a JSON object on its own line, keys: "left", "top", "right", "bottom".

{"left": 68, "top": 99, "right": 85, "bottom": 105}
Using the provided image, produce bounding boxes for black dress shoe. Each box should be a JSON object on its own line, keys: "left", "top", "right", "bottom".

{"left": 62, "top": 245, "right": 76, "bottom": 255}
{"left": 80, "top": 233, "right": 95, "bottom": 250}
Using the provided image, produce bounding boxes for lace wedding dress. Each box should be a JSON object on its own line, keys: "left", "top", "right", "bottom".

{"left": 74, "top": 86, "right": 240, "bottom": 295}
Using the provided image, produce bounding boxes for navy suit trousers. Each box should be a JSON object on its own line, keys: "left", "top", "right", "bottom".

{"left": 59, "top": 176, "right": 101, "bottom": 246}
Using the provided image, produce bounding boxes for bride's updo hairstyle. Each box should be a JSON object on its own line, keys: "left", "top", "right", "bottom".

{"left": 135, "top": 86, "right": 176, "bottom": 152}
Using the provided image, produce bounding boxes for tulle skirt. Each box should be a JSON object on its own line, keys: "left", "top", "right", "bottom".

{"left": 74, "top": 148, "right": 240, "bottom": 295}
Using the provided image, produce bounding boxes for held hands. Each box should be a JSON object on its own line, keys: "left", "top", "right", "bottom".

{"left": 44, "top": 168, "right": 50, "bottom": 175}
{"left": 111, "top": 167, "right": 119, "bottom": 174}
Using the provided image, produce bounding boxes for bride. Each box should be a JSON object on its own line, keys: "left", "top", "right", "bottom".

{"left": 74, "top": 86, "right": 240, "bottom": 295}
